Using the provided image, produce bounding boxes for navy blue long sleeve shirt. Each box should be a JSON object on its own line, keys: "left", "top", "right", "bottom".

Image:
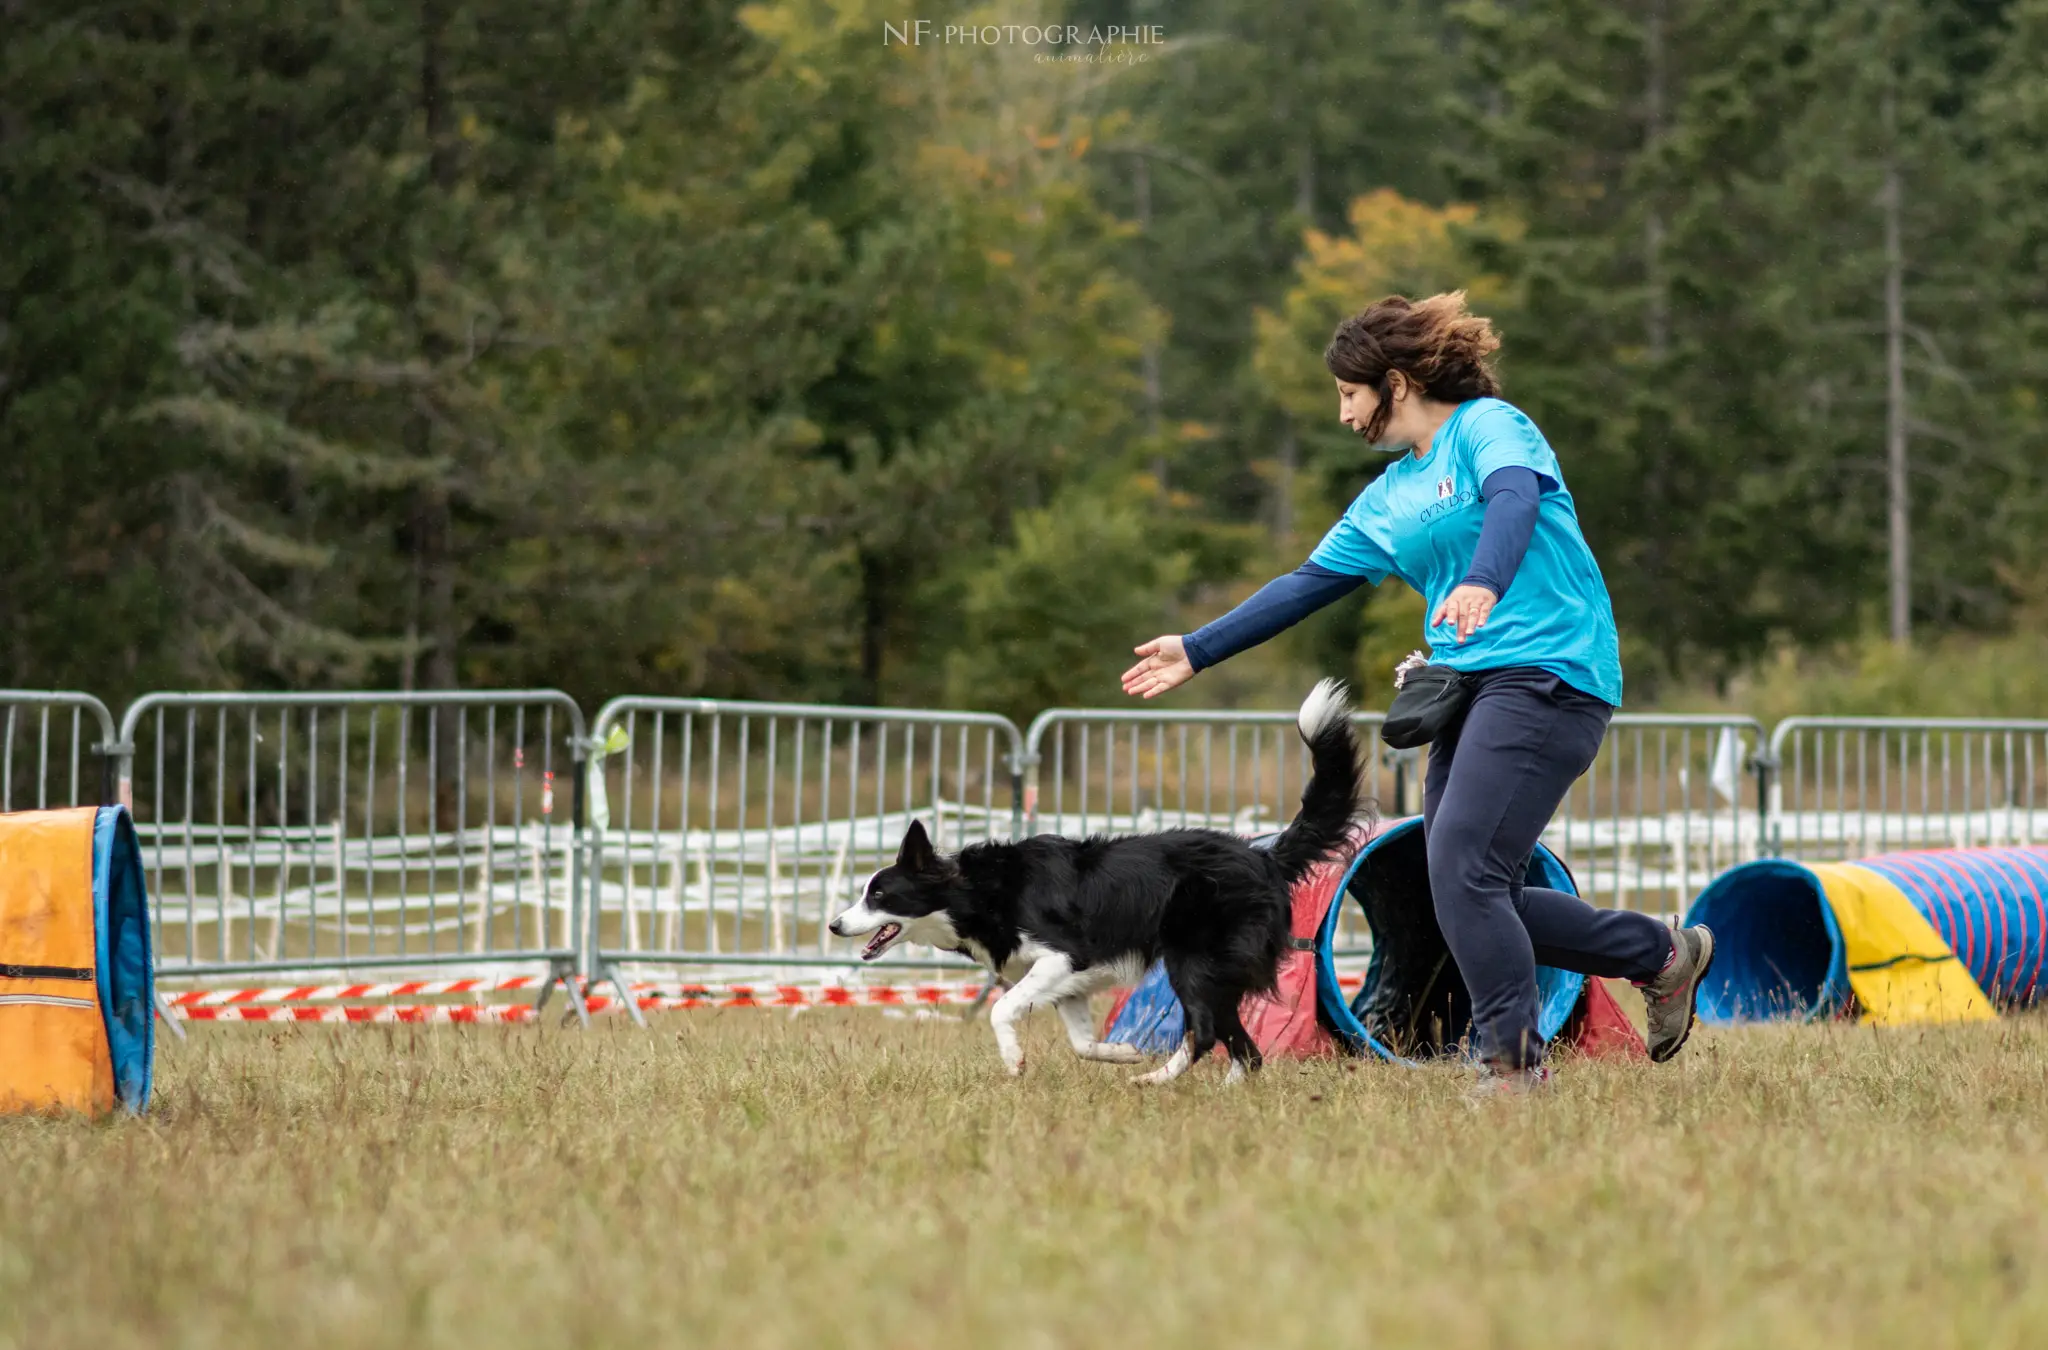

{"left": 1182, "top": 465, "right": 1543, "bottom": 673}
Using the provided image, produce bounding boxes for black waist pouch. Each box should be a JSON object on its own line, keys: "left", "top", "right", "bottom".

{"left": 1380, "top": 664, "right": 1477, "bottom": 750}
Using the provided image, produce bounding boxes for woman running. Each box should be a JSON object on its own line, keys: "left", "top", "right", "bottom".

{"left": 1120, "top": 292, "right": 1713, "bottom": 1091}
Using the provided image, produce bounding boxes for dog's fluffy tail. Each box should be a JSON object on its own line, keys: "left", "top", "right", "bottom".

{"left": 1268, "top": 678, "right": 1365, "bottom": 884}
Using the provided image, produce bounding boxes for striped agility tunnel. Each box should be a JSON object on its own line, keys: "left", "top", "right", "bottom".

{"left": 1102, "top": 818, "right": 1643, "bottom": 1063}
{"left": 1684, "top": 846, "right": 2048, "bottom": 1025}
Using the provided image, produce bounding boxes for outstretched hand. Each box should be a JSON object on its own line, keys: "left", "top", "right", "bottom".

{"left": 1122, "top": 635, "right": 1195, "bottom": 700}
{"left": 1431, "top": 584, "right": 1499, "bottom": 643}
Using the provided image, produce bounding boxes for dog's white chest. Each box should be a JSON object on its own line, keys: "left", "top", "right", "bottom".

{"left": 955, "top": 937, "right": 1021, "bottom": 981}
{"left": 957, "top": 935, "right": 1050, "bottom": 983}
{"left": 957, "top": 938, "right": 996, "bottom": 972}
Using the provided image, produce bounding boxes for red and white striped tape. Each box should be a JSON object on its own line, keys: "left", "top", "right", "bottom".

{"left": 163, "top": 980, "right": 994, "bottom": 1018}
{"left": 167, "top": 976, "right": 548, "bottom": 1008}
{"left": 167, "top": 992, "right": 963, "bottom": 1023}
{"left": 616, "top": 982, "right": 989, "bottom": 1008}
{"left": 177, "top": 1003, "right": 543, "bottom": 1024}
{"left": 163, "top": 973, "right": 1370, "bottom": 1021}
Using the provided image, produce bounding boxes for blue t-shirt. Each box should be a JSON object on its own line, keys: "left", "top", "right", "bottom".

{"left": 1308, "top": 397, "right": 1624, "bottom": 706}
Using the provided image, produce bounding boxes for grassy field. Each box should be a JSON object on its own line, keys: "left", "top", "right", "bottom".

{"left": 5, "top": 1006, "right": 2048, "bottom": 1349}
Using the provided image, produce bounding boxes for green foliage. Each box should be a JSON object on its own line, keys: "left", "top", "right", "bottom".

{"left": 1073, "top": 0, "right": 1464, "bottom": 522}
{"left": 1451, "top": 0, "right": 2046, "bottom": 693}
{"left": 1656, "top": 578, "right": 2048, "bottom": 721}
{"left": 1660, "top": 627, "right": 2048, "bottom": 723}
{"left": 1, "top": 0, "right": 2043, "bottom": 716}
{"left": 946, "top": 484, "right": 1191, "bottom": 726}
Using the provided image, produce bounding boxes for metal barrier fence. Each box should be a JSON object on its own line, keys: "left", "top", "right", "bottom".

{"left": 115, "top": 691, "right": 592, "bottom": 1017}
{"left": 1021, "top": 706, "right": 1395, "bottom": 951}
{"left": 1549, "top": 714, "right": 1767, "bottom": 914}
{"left": 583, "top": 698, "right": 1026, "bottom": 1010}
{"left": 0, "top": 690, "right": 119, "bottom": 809}
{"left": 1764, "top": 717, "right": 2048, "bottom": 861}
{"left": 1021, "top": 707, "right": 1398, "bottom": 836}
{"left": 3, "top": 685, "right": 2038, "bottom": 1013}
{"left": 1022, "top": 709, "right": 1766, "bottom": 934}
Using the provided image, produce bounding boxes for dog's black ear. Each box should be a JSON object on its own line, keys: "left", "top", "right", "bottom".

{"left": 896, "top": 818, "right": 936, "bottom": 871}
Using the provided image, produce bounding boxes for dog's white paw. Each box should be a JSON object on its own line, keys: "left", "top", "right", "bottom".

{"left": 994, "top": 1024, "right": 1026, "bottom": 1076}
{"left": 1129, "top": 1066, "right": 1175, "bottom": 1087}
{"left": 1084, "top": 1042, "right": 1144, "bottom": 1064}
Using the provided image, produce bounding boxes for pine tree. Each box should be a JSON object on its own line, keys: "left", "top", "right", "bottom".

{"left": 1951, "top": 0, "right": 2048, "bottom": 594}
{"left": 1078, "top": 0, "right": 1466, "bottom": 541}
{"left": 1755, "top": 0, "right": 2022, "bottom": 639}
{"left": 0, "top": 1, "right": 196, "bottom": 692}
{"left": 1454, "top": 0, "right": 1848, "bottom": 681}
{"left": 725, "top": 0, "right": 1172, "bottom": 706}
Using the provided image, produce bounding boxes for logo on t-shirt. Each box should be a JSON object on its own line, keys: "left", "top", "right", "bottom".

{"left": 1436, "top": 475, "right": 1455, "bottom": 499}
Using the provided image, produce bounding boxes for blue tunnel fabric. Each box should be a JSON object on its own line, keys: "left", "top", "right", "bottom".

{"left": 1685, "top": 859, "right": 1851, "bottom": 1022}
{"left": 91, "top": 806, "right": 155, "bottom": 1113}
{"left": 1684, "top": 847, "right": 2048, "bottom": 1024}
{"left": 1104, "top": 963, "right": 1184, "bottom": 1052}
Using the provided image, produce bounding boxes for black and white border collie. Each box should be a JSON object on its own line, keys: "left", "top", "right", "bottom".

{"left": 828, "top": 680, "right": 1365, "bottom": 1084}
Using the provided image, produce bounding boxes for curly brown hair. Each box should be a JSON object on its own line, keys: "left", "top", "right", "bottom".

{"left": 1323, "top": 292, "right": 1503, "bottom": 443}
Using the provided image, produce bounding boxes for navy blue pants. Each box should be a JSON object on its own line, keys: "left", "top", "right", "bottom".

{"left": 1422, "top": 666, "right": 1673, "bottom": 1068}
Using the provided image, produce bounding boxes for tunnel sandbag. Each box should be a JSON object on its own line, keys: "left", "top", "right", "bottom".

{"left": 1314, "top": 817, "right": 1608, "bottom": 1062}
{"left": 0, "top": 806, "right": 154, "bottom": 1115}
{"left": 1684, "top": 848, "right": 2033, "bottom": 1026}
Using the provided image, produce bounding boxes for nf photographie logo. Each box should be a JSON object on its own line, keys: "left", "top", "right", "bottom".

{"left": 883, "top": 19, "right": 1166, "bottom": 53}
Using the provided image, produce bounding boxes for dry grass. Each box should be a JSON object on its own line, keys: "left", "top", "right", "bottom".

{"left": 5, "top": 1009, "right": 2048, "bottom": 1349}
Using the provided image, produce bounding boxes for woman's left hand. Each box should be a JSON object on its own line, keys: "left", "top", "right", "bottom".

{"left": 1431, "top": 584, "right": 1498, "bottom": 644}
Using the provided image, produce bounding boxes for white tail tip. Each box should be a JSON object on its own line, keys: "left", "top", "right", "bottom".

{"left": 1297, "top": 677, "right": 1352, "bottom": 743}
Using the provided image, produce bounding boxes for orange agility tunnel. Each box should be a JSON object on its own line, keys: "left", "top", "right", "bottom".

{"left": 0, "top": 807, "right": 155, "bottom": 1115}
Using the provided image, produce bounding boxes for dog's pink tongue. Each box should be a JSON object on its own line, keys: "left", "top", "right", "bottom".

{"left": 862, "top": 923, "right": 901, "bottom": 959}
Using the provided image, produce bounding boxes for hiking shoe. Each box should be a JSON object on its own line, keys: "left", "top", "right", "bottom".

{"left": 1639, "top": 924, "right": 1715, "bottom": 1063}
{"left": 1464, "top": 1062, "right": 1552, "bottom": 1104}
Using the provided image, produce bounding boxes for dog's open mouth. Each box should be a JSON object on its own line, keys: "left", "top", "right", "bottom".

{"left": 861, "top": 923, "right": 903, "bottom": 961}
